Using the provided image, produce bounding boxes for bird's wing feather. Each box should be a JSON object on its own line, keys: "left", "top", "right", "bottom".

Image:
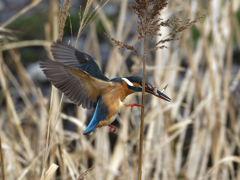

{"left": 40, "top": 58, "right": 113, "bottom": 109}
{"left": 51, "top": 40, "right": 109, "bottom": 81}
{"left": 83, "top": 98, "right": 108, "bottom": 135}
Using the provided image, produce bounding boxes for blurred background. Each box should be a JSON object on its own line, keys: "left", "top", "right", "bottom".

{"left": 0, "top": 0, "right": 240, "bottom": 179}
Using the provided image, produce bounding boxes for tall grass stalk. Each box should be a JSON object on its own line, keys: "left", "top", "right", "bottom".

{"left": 138, "top": 3, "right": 148, "bottom": 179}
{"left": 0, "top": 136, "right": 5, "bottom": 180}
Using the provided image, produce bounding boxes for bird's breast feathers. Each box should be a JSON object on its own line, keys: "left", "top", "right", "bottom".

{"left": 97, "top": 114, "right": 117, "bottom": 128}
{"left": 97, "top": 99, "right": 123, "bottom": 128}
{"left": 96, "top": 81, "right": 133, "bottom": 128}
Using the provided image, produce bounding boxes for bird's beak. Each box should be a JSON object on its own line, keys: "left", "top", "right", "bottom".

{"left": 145, "top": 85, "right": 171, "bottom": 102}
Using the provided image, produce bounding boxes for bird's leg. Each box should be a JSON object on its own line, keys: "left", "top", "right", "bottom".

{"left": 125, "top": 103, "right": 143, "bottom": 112}
{"left": 108, "top": 124, "right": 116, "bottom": 133}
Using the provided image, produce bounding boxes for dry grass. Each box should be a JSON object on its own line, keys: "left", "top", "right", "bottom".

{"left": 106, "top": 1, "right": 204, "bottom": 179}
{"left": 0, "top": 0, "right": 240, "bottom": 180}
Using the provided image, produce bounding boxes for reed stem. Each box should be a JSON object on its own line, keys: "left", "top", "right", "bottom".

{"left": 138, "top": 3, "right": 148, "bottom": 179}
{"left": 0, "top": 136, "right": 5, "bottom": 180}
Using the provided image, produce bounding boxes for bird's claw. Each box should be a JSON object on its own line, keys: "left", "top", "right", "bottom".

{"left": 125, "top": 103, "right": 143, "bottom": 112}
{"left": 108, "top": 124, "right": 116, "bottom": 133}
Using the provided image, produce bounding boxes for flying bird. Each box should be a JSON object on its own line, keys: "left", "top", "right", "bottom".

{"left": 40, "top": 41, "right": 171, "bottom": 135}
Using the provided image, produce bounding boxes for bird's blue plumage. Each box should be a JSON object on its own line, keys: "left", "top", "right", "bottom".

{"left": 83, "top": 97, "right": 108, "bottom": 135}
{"left": 79, "top": 62, "right": 109, "bottom": 81}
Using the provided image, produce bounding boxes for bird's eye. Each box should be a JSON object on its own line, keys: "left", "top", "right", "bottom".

{"left": 145, "top": 84, "right": 151, "bottom": 89}
{"left": 145, "top": 84, "right": 152, "bottom": 89}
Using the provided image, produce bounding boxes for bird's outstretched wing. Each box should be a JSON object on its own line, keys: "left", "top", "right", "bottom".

{"left": 40, "top": 41, "right": 112, "bottom": 109}
{"left": 51, "top": 40, "right": 109, "bottom": 81}
{"left": 83, "top": 98, "right": 107, "bottom": 135}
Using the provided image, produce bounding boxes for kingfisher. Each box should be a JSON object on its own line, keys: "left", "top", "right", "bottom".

{"left": 40, "top": 41, "right": 171, "bottom": 135}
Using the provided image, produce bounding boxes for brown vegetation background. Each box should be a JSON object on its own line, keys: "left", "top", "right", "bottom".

{"left": 0, "top": 0, "right": 240, "bottom": 179}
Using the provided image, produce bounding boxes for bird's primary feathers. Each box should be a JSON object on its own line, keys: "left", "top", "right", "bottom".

{"left": 40, "top": 41, "right": 171, "bottom": 135}
{"left": 40, "top": 41, "right": 110, "bottom": 109}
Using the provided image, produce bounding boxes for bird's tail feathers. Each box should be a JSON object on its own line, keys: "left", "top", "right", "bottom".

{"left": 83, "top": 121, "right": 98, "bottom": 135}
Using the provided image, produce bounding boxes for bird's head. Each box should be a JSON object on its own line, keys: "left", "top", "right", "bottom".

{"left": 119, "top": 76, "right": 171, "bottom": 102}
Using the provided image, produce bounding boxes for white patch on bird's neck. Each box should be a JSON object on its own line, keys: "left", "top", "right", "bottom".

{"left": 120, "top": 100, "right": 124, "bottom": 106}
{"left": 122, "top": 78, "right": 133, "bottom": 86}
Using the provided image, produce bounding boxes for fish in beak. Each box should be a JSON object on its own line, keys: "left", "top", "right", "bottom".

{"left": 145, "top": 84, "right": 171, "bottom": 102}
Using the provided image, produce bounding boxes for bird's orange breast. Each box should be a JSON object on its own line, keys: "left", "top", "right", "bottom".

{"left": 96, "top": 81, "right": 134, "bottom": 128}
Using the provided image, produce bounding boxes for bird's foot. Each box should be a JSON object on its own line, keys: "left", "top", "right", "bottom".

{"left": 125, "top": 103, "right": 143, "bottom": 112}
{"left": 108, "top": 124, "right": 116, "bottom": 133}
